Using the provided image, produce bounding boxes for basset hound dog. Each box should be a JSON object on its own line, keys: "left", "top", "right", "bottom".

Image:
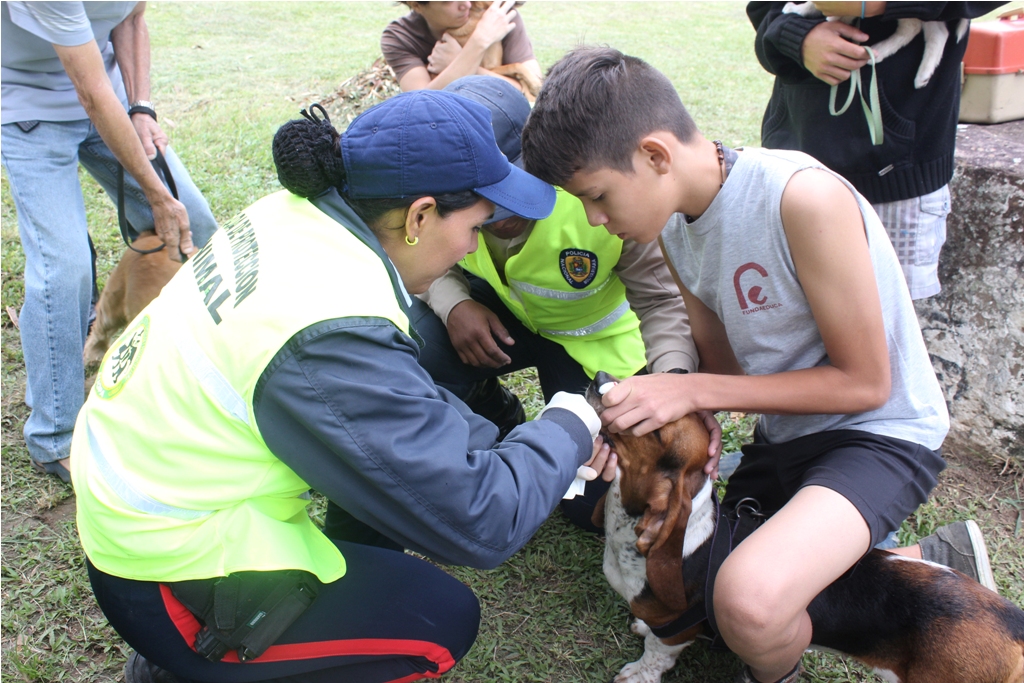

{"left": 586, "top": 371, "right": 1024, "bottom": 683}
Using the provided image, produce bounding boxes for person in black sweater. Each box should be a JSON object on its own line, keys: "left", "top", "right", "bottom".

{"left": 747, "top": 1, "right": 1004, "bottom": 299}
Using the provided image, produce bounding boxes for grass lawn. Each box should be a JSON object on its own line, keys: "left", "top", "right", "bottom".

{"left": 2, "top": 3, "right": 1021, "bottom": 682}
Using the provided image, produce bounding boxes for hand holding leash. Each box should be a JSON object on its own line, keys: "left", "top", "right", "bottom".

{"left": 118, "top": 149, "right": 193, "bottom": 261}
{"left": 129, "top": 111, "right": 169, "bottom": 160}
{"left": 801, "top": 20, "right": 870, "bottom": 85}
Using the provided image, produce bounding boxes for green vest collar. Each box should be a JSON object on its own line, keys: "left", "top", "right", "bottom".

{"left": 310, "top": 189, "right": 423, "bottom": 348}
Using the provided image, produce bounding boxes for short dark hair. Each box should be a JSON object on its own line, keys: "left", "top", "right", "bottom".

{"left": 272, "top": 106, "right": 478, "bottom": 232}
{"left": 521, "top": 46, "right": 698, "bottom": 186}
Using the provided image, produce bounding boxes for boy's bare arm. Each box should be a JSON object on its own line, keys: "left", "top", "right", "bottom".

{"left": 780, "top": 168, "right": 891, "bottom": 409}
{"left": 601, "top": 171, "right": 892, "bottom": 437}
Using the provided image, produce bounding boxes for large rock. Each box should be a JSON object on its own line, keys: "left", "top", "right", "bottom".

{"left": 917, "top": 120, "right": 1024, "bottom": 461}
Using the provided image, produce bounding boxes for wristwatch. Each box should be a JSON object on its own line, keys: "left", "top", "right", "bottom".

{"left": 128, "top": 100, "right": 157, "bottom": 121}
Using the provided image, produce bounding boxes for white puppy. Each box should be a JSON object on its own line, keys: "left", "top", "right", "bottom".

{"left": 783, "top": 1, "right": 968, "bottom": 88}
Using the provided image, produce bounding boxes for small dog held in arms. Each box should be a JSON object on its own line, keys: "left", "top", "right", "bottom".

{"left": 83, "top": 231, "right": 181, "bottom": 364}
{"left": 783, "top": 1, "right": 968, "bottom": 88}
{"left": 431, "top": 1, "right": 543, "bottom": 100}
{"left": 586, "top": 371, "right": 1024, "bottom": 683}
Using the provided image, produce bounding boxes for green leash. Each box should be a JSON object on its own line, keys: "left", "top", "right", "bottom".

{"left": 829, "top": 45, "right": 883, "bottom": 146}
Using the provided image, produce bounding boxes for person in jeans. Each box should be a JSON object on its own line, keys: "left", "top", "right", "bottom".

{"left": 1, "top": 1, "right": 218, "bottom": 483}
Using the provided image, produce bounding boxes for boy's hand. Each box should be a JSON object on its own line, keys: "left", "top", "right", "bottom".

{"left": 600, "top": 373, "right": 697, "bottom": 437}
{"left": 446, "top": 299, "right": 514, "bottom": 368}
{"left": 802, "top": 20, "right": 870, "bottom": 85}
{"left": 468, "top": 0, "right": 518, "bottom": 51}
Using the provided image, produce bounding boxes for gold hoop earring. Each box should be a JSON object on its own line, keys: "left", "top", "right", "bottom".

{"left": 405, "top": 235, "right": 419, "bottom": 246}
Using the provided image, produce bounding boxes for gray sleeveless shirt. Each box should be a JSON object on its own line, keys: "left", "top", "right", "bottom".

{"left": 661, "top": 148, "right": 948, "bottom": 449}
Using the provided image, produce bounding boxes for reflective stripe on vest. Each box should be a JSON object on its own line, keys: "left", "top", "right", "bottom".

{"left": 73, "top": 191, "right": 410, "bottom": 584}
{"left": 540, "top": 300, "right": 631, "bottom": 337}
{"left": 86, "top": 417, "right": 214, "bottom": 521}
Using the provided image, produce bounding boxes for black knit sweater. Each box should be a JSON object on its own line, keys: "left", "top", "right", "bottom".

{"left": 747, "top": 2, "right": 1005, "bottom": 204}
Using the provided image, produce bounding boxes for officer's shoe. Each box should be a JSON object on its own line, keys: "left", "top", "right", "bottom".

{"left": 124, "top": 651, "right": 184, "bottom": 683}
{"left": 463, "top": 377, "right": 526, "bottom": 440}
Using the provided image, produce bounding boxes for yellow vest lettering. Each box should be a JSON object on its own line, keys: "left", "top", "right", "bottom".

{"left": 73, "top": 191, "right": 409, "bottom": 584}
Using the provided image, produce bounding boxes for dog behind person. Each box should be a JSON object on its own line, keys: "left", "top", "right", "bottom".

{"left": 588, "top": 371, "right": 1024, "bottom": 683}
{"left": 83, "top": 232, "right": 182, "bottom": 365}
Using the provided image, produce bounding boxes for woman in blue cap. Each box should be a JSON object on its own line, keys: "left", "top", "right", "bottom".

{"left": 72, "top": 91, "right": 614, "bottom": 683}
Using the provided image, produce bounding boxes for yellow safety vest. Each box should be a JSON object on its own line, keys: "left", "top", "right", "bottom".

{"left": 460, "top": 189, "right": 646, "bottom": 378}
{"left": 72, "top": 191, "right": 409, "bottom": 583}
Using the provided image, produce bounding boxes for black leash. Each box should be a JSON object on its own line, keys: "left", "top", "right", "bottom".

{"left": 117, "top": 148, "right": 181, "bottom": 256}
{"left": 649, "top": 496, "right": 765, "bottom": 645}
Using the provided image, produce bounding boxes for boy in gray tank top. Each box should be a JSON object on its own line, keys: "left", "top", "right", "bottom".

{"left": 522, "top": 46, "right": 995, "bottom": 683}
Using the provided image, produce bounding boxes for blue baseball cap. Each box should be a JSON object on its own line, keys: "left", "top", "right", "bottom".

{"left": 444, "top": 76, "right": 530, "bottom": 165}
{"left": 443, "top": 77, "right": 533, "bottom": 225}
{"left": 340, "top": 90, "right": 554, "bottom": 222}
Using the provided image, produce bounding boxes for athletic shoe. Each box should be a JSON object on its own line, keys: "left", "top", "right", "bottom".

{"left": 919, "top": 520, "right": 997, "bottom": 592}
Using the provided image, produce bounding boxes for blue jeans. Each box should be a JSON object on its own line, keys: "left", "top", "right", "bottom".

{"left": 1, "top": 119, "right": 218, "bottom": 465}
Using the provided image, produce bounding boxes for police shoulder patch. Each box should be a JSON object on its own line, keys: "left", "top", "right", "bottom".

{"left": 559, "top": 249, "right": 598, "bottom": 289}
{"left": 94, "top": 315, "right": 149, "bottom": 400}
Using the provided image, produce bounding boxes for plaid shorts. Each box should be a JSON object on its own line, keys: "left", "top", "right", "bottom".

{"left": 873, "top": 185, "right": 950, "bottom": 300}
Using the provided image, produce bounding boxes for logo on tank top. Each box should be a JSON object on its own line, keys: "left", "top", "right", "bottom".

{"left": 559, "top": 249, "right": 598, "bottom": 289}
{"left": 734, "top": 262, "right": 782, "bottom": 314}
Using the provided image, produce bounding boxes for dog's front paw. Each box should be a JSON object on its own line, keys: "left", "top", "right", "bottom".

{"left": 613, "top": 659, "right": 662, "bottom": 683}
{"left": 611, "top": 630, "right": 691, "bottom": 683}
{"left": 630, "top": 619, "right": 651, "bottom": 636}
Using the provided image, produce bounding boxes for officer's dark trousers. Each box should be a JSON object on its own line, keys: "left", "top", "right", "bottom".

{"left": 87, "top": 538, "right": 479, "bottom": 683}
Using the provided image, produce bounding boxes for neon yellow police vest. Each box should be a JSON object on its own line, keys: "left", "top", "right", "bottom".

{"left": 72, "top": 191, "right": 409, "bottom": 583}
{"left": 460, "top": 189, "right": 645, "bottom": 378}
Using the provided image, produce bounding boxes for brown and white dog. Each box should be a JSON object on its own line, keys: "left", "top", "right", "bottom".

{"left": 437, "top": 1, "right": 543, "bottom": 101}
{"left": 586, "top": 371, "right": 1024, "bottom": 683}
{"left": 83, "top": 231, "right": 181, "bottom": 364}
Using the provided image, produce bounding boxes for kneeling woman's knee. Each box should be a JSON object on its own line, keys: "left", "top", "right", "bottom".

{"left": 442, "top": 580, "right": 481, "bottom": 661}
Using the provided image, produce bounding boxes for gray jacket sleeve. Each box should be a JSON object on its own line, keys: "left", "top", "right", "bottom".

{"left": 252, "top": 317, "right": 593, "bottom": 570}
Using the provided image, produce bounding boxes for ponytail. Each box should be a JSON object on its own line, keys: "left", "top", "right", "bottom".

{"left": 273, "top": 104, "right": 480, "bottom": 230}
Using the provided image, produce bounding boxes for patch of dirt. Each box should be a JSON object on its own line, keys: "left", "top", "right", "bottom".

{"left": 1, "top": 495, "right": 76, "bottom": 537}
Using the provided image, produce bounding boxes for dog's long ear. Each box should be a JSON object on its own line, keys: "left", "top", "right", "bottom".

{"left": 635, "top": 474, "right": 692, "bottom": 612}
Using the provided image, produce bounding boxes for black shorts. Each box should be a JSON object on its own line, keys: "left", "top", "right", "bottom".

{"left": 721, "top": 428, "right": 945, "bottom": 548}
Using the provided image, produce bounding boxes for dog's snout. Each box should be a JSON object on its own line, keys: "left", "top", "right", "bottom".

{"left": 586, "top": 371, "right": 619, "bottom": 413}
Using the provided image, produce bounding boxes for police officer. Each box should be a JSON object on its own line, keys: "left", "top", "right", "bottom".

{"left": 73, "top": 92, "right": 614, "bottom": 683}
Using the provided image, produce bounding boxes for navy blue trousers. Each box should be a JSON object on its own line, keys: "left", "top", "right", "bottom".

{"left": 87, "top": 540, "right": 479, "bottom": 683}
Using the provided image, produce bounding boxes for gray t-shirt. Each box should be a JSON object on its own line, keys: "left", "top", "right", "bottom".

{"left": 661, "top": 147, "right": 949, "bottom": 450}
{"left": 1, "top": 1, "right": 136, "bottom": 124}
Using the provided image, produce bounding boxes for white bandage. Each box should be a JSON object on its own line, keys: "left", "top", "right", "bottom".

{"left": 538, "top": 391, "right": 601, "bottom": 440}
{"left": 538, "top": 392, "right": 602, "bottom": 499}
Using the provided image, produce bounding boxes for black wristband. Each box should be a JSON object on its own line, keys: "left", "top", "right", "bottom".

{"left": 127, "top": 105, "right": 157, "bottom": 121}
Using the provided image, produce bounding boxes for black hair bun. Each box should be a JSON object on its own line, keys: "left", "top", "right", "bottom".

{"left": 272, "top": 104, "right": 344, "bottom": 199}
